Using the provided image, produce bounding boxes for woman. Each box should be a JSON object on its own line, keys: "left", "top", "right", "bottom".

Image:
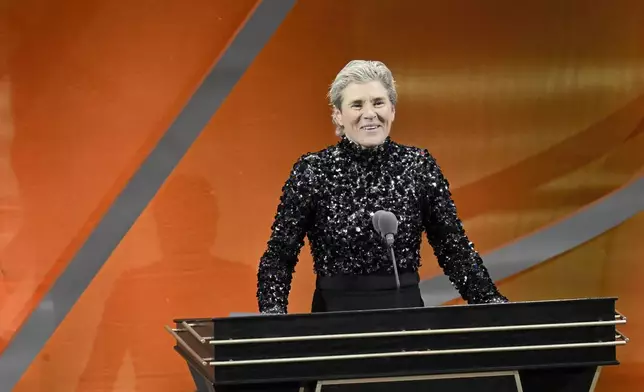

{"left": 257, "top": 60, "right": 507, "bottom": 314}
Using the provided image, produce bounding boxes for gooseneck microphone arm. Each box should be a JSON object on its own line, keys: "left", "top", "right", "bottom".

{"left": 388, "top": 245, "right": 400, "bottom": 290}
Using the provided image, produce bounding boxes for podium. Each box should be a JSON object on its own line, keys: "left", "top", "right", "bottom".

{"left": 165, "top": 297, "right": 628, "bottom": 392}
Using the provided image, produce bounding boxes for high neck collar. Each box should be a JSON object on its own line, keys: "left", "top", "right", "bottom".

{"left": 338, "top": 135, "right": 392, "bottom": 157}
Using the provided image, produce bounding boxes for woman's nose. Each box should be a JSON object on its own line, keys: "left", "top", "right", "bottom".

{"left": 362, "top": 105, "right": 376, "bottom": 118}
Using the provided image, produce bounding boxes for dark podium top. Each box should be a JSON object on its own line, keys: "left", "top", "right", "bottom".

{"left": 166, "top": 297, "right": 628, "bottom": 392}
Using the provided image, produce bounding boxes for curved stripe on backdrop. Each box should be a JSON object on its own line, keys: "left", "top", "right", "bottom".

{"left": 421, "top": 175, "right": 644, "bottom": 305}
{"left": 452, "top": 95, "right": 644, "bottom": 221}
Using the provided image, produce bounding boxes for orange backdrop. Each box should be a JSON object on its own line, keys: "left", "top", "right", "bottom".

{"left": 1, "top": 0, "right": 643, "bottom": 391}
{"left": 0, "top": 0, "right": 259, "bottom": 353}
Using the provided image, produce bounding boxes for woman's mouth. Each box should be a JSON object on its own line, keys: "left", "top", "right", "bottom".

{"left": 360, "top": 124, "right": 381, "bottom": 132}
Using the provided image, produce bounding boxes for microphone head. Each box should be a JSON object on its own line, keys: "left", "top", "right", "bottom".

{"left": 372, "top": 210, "right": 386, "bottom": 233}
{"left": 378, "top": 211, "right": 398, "bottom": 237}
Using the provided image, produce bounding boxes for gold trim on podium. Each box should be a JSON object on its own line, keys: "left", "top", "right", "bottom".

{"left": 176, "top": 317, "right": 627, "bottom": 346}
{"left": 210, "top": 339, "right": 627, "bottom": 366}
{"left": 165, "top": 322, "right": 629, "bottom": 367}
{"left": 312, "top": 370, "right": 524, "bottom": 392}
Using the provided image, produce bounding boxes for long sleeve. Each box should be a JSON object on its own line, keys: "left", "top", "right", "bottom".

{"left": 420, "top": 151, "right": 508, "bottom": 304}
{"left": 257, "top": 155, "right": 317, "bottom": 314}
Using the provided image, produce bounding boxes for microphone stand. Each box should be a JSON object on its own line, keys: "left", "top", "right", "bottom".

{"left": 385, "top": 236, "right": 401, "bottom": 308}
{"left": 387, "top": 245, "right": 401, "bottom": 290}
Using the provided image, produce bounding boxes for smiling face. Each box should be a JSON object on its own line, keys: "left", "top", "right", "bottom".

{"left": 333, "top": 80, "right": 396, "bottom": 148}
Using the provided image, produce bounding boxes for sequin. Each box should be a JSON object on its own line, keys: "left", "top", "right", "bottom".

{"left": 257, "top": 136, "right": 507, "bottom": 314}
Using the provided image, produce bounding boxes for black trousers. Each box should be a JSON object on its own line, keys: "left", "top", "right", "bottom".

{"left": 311, "top": 272, "right": 425, "bottom": 313}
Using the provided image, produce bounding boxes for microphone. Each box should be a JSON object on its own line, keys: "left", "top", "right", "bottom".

{"left": 372, "top": 210, "right": 398, "bottom": 246}
{"left": 372, "top": 210, "right": 401, "bottom": 290}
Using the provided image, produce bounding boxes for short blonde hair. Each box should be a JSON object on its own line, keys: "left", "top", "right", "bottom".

{"left": 327, "top": 60, "right": 398, "bottom": 136}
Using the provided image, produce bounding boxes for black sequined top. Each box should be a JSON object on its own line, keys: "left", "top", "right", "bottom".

{"left": 257, "top": 136, "right": 507, "bottom": 314}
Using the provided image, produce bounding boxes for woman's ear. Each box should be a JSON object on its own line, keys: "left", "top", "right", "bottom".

{"left": 332, "top": 107, "right": 343, "bottom": 128}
